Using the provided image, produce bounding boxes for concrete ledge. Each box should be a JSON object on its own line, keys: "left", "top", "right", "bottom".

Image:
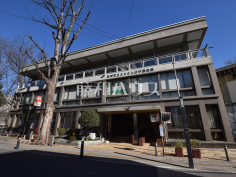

{"left": 55, "top": 138, "right": 103, "bottom": 146}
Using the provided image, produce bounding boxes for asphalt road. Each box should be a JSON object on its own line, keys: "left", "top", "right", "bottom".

{"left": 0, "top": 142, "right": 235, "bottom": 177}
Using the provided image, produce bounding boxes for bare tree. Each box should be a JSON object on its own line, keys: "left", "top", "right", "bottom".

{"left": 24, "top": 0, "right": 90, "bottom": 145}
{"left": 223, "top": 57, "right": 236, "bottom": 65}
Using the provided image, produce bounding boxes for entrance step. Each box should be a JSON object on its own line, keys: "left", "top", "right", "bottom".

{"left": 110, "top": 136, "right": 131, "bottom": 143}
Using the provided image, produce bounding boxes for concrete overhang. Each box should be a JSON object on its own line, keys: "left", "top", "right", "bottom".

{"left": 19, "top": 16, "right": 208, "bottom": 77}
{"left": 97, "top": 105, "right": 161, "bottom": 114}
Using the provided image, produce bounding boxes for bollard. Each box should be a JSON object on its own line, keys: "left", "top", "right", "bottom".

{"left": 15, "top": 138, "right": 21, "bottom": 150}
{"left": 5, "top": 134, "right": 8, "bottom": 141}
{"left": 80, "top": 140, "right": 84, "bottom": 158}
{"left": 52, "top": 136, "right": 54, "bottom": 146}
{"left": 155, "top": 142, "right": 158, "bottom": 156}
{"left": 23, "top": 135, "right": 26, "bottom": 143}
{"left": 224, "top": 145, "right": 230, "bottom": 161}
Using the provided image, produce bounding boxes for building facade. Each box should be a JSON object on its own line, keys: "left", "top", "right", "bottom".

{"left": 7, "top": 17, "right": 234, "bottom": 143}
{"left": 216, "top": 64, "right": 236, "bottom": 140}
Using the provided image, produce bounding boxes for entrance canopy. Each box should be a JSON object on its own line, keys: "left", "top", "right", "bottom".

{"left": 97, "top": 105, "right": 161, "bottom": 114}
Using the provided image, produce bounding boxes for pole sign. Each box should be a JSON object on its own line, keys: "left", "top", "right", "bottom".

{"left": 34, "top": 95, "right": 42, "bottom": 107}
{"left": 159, "top": 124, "right": 164, "bottom": 137}
{"left": 150, "top": 113, "right": 160, "bottom": 123}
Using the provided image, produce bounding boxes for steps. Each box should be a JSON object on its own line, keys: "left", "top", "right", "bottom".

{"left": 110, "top": 136, "right": 131, "bottom": 143}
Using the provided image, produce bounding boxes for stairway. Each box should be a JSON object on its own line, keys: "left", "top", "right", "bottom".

{"left": 110, "top": 136, "right": 131, "bottom": 143}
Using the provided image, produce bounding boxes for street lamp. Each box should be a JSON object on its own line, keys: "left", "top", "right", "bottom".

{"left": 172, "top": 61, "right": 194, "bottom": 169}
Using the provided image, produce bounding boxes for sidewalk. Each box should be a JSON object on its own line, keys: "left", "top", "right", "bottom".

{"left": 1, "top": 137, "right": 236, "bottom": 173}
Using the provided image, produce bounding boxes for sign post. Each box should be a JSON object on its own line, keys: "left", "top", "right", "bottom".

{"left": 159, "top": 123, "right": 165, "bottom": 157}
{"left": 34, "top": 95, "right": 43, "bottom": 140}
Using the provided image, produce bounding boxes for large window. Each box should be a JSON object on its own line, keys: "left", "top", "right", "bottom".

{"left": 64, "top": 86, "right": 78, "bottom": 100}
{"left": 161, "top": 70, "right": 193, "bottom": 90}
{"left": 60, "top": 112, "right": 76, "bottom": 128}
{"left": 83, "top": 83, "right": 102, "bottom": 98}
{"left": 197, "top": 66, "right": 212, "bottom": 86}
{"left": 20, "top": 93, "right": 32, "bottom": 104}
{"left": 106, "top": 96, "right": 129, "bottom": 103}
{"left": 54, "top": 88, "right": 60, "bottom": 102}
{"left": 131, "top": 74, "right": 158, "bottom": 93}
{"left": 205, "top": 105, "right": 222, "bottom": 129}
{"left": 107, "top": 79, "right": 129, "bottom": 95}
{"left": 166, "top": 106, "right": 203, "bottom": 129}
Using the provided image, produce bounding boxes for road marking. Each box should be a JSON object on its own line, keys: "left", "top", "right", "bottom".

{"left": 0, "top": 146, "right": 12, "bottom": 150}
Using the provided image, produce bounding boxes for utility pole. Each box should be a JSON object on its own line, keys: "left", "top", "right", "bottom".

{"left": 172, "top": 61, "right": 194, "bottom": 169}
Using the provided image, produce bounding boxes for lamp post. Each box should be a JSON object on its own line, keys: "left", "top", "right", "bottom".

{"left": 172, "top": 61, "right": 194, "bottom": 169}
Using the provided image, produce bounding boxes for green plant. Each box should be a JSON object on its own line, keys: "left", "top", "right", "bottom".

{"left": 74, "top": 129, "right": 80, "bottom": 136}
{"left": 66, "top": 128, "right": 74, "bottom": 136}
{"left": 70, "top": 136, "right": 76, "bottom": 140}
{"left": 78, "top": 109, "right": 99, "bottom": 135}
{"left": 57, "top": 128, "right": 65, "bottom": 138}
{"left": 175, "top": 141, "right": 183, "bottom": 149}
{"left": 190, "top": 139, "right": 201, "bottom": 149}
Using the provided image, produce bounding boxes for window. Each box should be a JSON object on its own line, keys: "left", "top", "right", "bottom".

{"left": 205, "top": 105, "right": 222, "bottom": 129}
{"left": 131, "top": 74, "right": 158, "bottom": 93}
{"left": 161, "top": 70, "right": 193, "bottom": 90}
{"left": 58, "top": 76, "right": 64, "bottom": 82}
{"left": 106, "top": 96, "right": 129, "bottom": 103}
{"left": 166, "top": 106, "right": 203, "bottom": 129}
{"left": 66, "top": 75, "right": 73, "bottom": 80}
{"left": 95, "top": 69, "right": 105, "bottom": 75}
{"left": 85, "top": 71, "right": 93, "bottom": 77}
{"left": 144, "top": 59, "right": 156, "bottom": 67}
{"left": 159, "top": 56, "right": 172, "bottom": 64}
{"left": 64, "top": 86, "right": 78, "bottom": 100}
{"left": 131, "top": 94, "right": 160, "bottom": 101}
{"left": 202, "top": 88, "right": 215, "bottom": 95}
{"left": 17, "top": 114, "right": 25, "bottom": 128}
{"left": 60, "top": 112, "right": 76, "bottom": 128}
{"left": 107, "top": 79, "right": 129, "bottom": 95}
{"left": 75, "top": 73, "right": 83, "bottom": 79}
{"left": 130, "top": 62, "right": 142, "bottom": 69}
{"left": 118, "top": 64, "right": 129, "bottom": 71}
{"left": 82, "top": 99, "right": 101, "bottom": 104}
{"left": 197, "top": 66, "right": 212, "bottom": 86}
{"left": 174, "top": 53, "right": 188, "bottom": 62}
{"left": 54, "top": 88, "right": 60, "bottom": 101}
{"left": 83, "top": 83, "right": 102, "bottom": 98}
{"left": 107, "top": 67, "right": 116, "bottom": 73}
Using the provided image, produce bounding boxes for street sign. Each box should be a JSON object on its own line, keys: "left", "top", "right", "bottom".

{"left": 150, "top": 113, "right": 160, "bottom": 123}
{"left": 34, "top": 95, "right": 42, "bottom": 107}
{"left": 161, "top": 112, "right": 171, "bottom": 123}
{"left": 159, "top": 124, "right": 164, "bottom": 137}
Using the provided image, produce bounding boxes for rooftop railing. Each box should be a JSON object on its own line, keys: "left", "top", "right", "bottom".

{"left": 17, "top": 47, "right": 211, "bottom": 89}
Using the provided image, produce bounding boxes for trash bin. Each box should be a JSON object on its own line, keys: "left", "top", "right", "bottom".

{"left": 139, "top": 137, "right": 145, "bottom": 146}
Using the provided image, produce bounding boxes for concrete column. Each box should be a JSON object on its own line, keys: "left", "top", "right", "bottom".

{"left": 158, "top": 74, "right": 162, "bottom": 100}
{"left": 128, "top": 77, "right": 131, "bottom": 102}
{"left": 133, "top": 113, "right": 138, "bottom": 145}
{"left": 58, "top": 87, "right": 65, "bottom": 106}
{"left": 198, "top": 100, "right": 212, "bottom": 141}
{"left": 53, "top": 112, "right": 61, "bottom": 135}
{"left": 108, "top": 114, "right": 112, "bottom": 133}
{"left": 22, "top": 112, "right": 30, "bottom": 135}
{"left": 102, "top": 80, "right": 106, "bottom": 103}
{"left": 191, "top": 66, "right": 202, "bottom": 97}
{"left": 75, "top": 111, "right": 81, "bottom": 129}
{"left": 208, "top": 64, "right": 234, "bottom": 141}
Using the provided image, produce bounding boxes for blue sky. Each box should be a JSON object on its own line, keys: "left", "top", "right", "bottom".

{"left": 1, "top": 0, "right": 236, "bottom": 69}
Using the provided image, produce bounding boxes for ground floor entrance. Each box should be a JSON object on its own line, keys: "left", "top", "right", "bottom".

{"left": 107, "top": 113, "right": 162, "bottom": 144}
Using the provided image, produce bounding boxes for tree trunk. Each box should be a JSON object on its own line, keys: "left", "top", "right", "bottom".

{"left": 35, "top": 69, "right": 59, "bottom": 145}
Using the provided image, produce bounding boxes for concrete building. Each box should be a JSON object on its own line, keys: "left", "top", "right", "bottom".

{"left": 216, "top": 64, "right": 236, "bottom": 140}
{"left": 7, "top": 17, "right": 234, "bottom": 143}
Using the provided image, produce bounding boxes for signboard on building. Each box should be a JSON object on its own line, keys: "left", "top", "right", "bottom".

{"left": 150, "top": 113, "right": 160, "bottom": 123}
{"left": 161, "top": 112, "right": 171, "bottom": 123}
{"left": 34, "top": 95, "right": 42, "bottom": 107}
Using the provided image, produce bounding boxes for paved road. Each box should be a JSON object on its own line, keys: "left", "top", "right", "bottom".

{"left": 0, "top": 142, "right": 235, "bottom": 177}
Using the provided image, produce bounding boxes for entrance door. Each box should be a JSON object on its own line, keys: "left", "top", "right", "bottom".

{"left": 111, "top": 114, "right": 133, "bottom": 136}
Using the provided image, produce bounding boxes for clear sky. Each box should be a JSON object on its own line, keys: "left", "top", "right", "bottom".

{"left": 1, "top": 0, "right": 236, "bottom": 69}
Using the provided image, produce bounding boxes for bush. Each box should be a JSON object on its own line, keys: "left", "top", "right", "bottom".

{"left": 57, "top": 128, "right": 65, "bottom": 138}
{"left": 190, "top": 139, "right": 201, "bottom": 149}
{"left": 175, "top": 141, "right": 183, "bottom": 149}
{"left": 66, "top": 128, "right": 74, "bottom": 136}
{"left": 70, "top": 136, "right": 76, "bottom": 140}
{"left": 74, "top": 129, "right": 80, "bottom": 136}
{"left": 78, "top": 109, "right": 99, "bottom": 134}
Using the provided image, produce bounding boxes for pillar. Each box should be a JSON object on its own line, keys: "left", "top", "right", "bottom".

{"left": 53, "top": 112, "right": 61, "bottom": 135}
{"left": 99, "top": 113, "right": 105, "bottom": 138}
{"left": 108, "top": 114, "right": 112, "bottom": 133}
{"left": 199, "top": 100, "right": 212, "bottom": 141}
{"left": 133, "top": 113, "right": 138, "bottom": 145}
{"left": 191, "top": 66, "right": 202, "bottom": 97}
{"left": 75, "top": 111, "right": 81, "bottom": 129}
{"left": 208, "top": 64, "right": 234, "bottom": 141}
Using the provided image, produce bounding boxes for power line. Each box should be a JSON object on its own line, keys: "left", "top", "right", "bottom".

{"left": 0, "top": 9, "right": 119, "bottom": 39}
{"left": 123, "top": 0, "right": 134, "bottom": 37}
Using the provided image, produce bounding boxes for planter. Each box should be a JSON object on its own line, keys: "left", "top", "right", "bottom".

{"left": 192, "top": 149, "right": 201, "bottom": 158}
{"left": 55, "top": 138, "right": 103, "bottom": 146}
{"left": 175, "top": 148, "right": 183, "bottom": 157}
{"left": 89, "top": 133, "right": 96, "bottom": 140}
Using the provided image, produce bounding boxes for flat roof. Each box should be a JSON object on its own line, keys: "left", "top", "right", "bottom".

{"left": 19, "top": 16, "right": 208, "bottom": 76}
